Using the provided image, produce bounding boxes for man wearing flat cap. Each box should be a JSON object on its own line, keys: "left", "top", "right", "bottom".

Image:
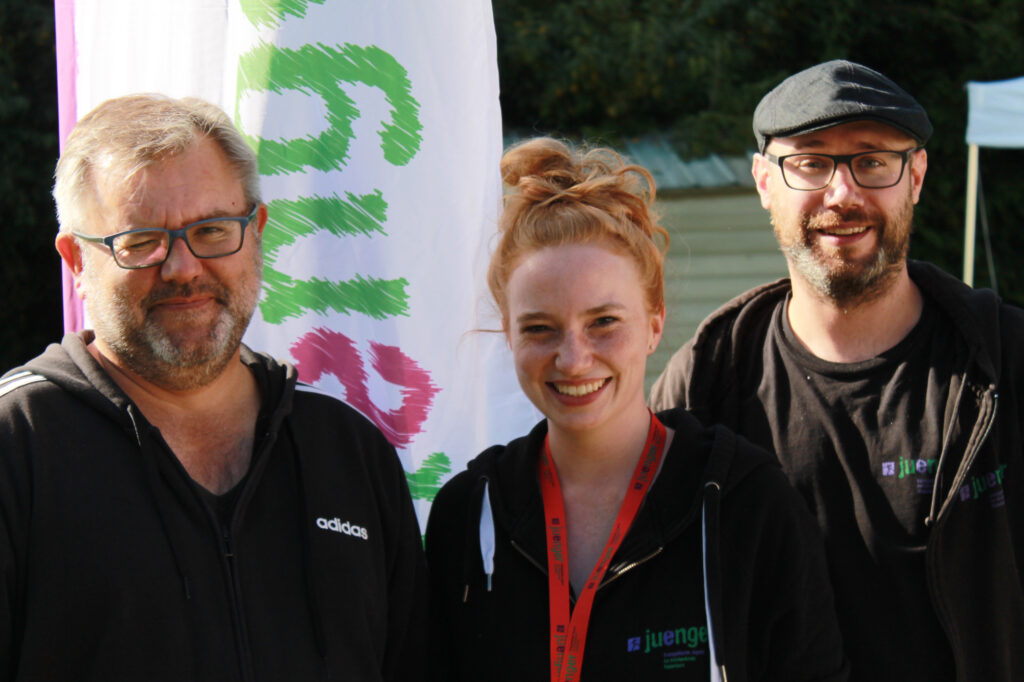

{"left": 652, "top": 60, "right": 1024, "bottom": 681}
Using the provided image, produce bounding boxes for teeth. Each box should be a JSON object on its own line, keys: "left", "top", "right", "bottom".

{"left": 554, "top": 380, "right": 606, "bottom": 397}
{"left": 822, "top": 226, "right": 867, "bottom": 236}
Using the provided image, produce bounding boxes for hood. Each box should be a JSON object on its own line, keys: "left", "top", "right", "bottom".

{"left": 678, "top": 278, "right": 790, "bottom": 426}
{"left": 466, "top": 407, "right": 778, "bottom": 571}
{"left": 240, "top": 344, "right": 298, "bottom": 436}
{"left": 13, "top": 332, "right": 298, "bottom": 430}
{"left": 15, "top": 332, "right": 135, "bottom": 426}
{"left": 679, "top": 261, "right": 1006, "bottom": 424}
{"left": 462, "top": 408, "right": 771, "bottom": 682}
{"left": 906, "top": 260, "right": 1002, "bottom": 384}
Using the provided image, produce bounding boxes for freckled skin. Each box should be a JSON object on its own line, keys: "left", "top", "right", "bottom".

{"left": 504, "top": 243, "right": 663, "bottom": 442}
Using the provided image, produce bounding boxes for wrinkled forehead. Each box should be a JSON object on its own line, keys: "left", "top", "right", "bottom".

{"left": 89, "top": 139, "right": 245, "bottom": 228}
{"left": 765, "top": 120, "right": 918, "bottom": 155}
{"left": 84, "top": 156, "right": 166, "bottom": 226}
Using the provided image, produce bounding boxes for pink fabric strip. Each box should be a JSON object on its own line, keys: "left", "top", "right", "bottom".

{"left": 54, "top": 0, "right": 85, "bottom": 334}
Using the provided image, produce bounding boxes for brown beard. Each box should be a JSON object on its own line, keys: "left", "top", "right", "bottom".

{"left": 774, "top": 191, "right": 914, "bottom": 310}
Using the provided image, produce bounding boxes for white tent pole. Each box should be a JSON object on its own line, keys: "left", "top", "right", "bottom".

{"left": 963, "top": 143, "right": 979, "bottom": 286}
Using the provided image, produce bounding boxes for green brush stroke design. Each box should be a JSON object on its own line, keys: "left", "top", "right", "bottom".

{"left": 240, "top": 0, "right": 327, "bottom": 30}
{"left": 238, "top": 41, "right": 422, "bottom": 175}
{"left": 258, "top": 192, "right": 399, "bottom": 322}
{"left": 234, "top": 24, "right": 422, "bottom": 325}
{"left": 260, "top": 268, "right": 410, "bottom": 324}
{"left": 261, "top": 192, "right": 388, "bottom": 266}
{"left": 405, "top": 452, "right": 452, "bottom": 501}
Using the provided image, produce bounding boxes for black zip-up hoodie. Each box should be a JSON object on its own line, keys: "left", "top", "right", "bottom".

{"left": 0, "top": 332, "right": 428, "bottom": 682}
{"left": 650, "top": 261, "right": 1024, "bottom": 681}
{"left": 426, "top": 408, "right": 849, "bottom": 681}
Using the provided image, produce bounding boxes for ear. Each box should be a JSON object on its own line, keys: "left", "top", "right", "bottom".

{"left": 55, "top": 232, "right": 88, "bottom": 298}
{"left": 909, "top": 148, "right": 927, "bottom": 204}
{"left": 647, "top": 305, "right": 666, "bottom": 356}
{"left": 254, "top": 203, "right": 268, "bottom": 237}
{"left": 751, "top": 153, "right": 774, "bottom": 210}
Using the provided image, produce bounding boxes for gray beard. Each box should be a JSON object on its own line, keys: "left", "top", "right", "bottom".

{"left": 775, "top": 200, "right": 913, "bottom": 310}
{"left": 781, "top": 237, "right": 902, "bottom": 309}
{"left": 109, "top": 294, "right": 253, "bottom": 390}
{"left": 84, "top": 251, "right": 262, "bottom": 391}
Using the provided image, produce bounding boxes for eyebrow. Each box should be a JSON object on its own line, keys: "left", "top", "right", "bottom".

{"left": 514, "top": 302, "right": 626, "bottom": 325}
{"left": 585, "top": 303, "right": 626, "bottom": 315}
{"left": 789, "top": 139, "right": 898, "bottom": 152}
{"left": 124, "top": 207, "right": 250, "bottom": 229}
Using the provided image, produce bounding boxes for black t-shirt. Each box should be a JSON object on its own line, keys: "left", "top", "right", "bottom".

{"left": 736, "top": 295, "right": 961, "bottom": 682}
{"left": 193, "top": 365, "right": 272, "bottom": 531}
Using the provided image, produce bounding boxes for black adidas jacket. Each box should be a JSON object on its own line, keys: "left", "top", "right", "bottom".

{"left": 0, "top": 332, "right": 428, "bottom": 682}
{"left": 425, "top": 408, "right": 848, "bottom": 681}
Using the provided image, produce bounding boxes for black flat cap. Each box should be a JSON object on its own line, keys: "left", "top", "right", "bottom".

{"left": 753, "top": 60, "right": 932, "bottom": 152}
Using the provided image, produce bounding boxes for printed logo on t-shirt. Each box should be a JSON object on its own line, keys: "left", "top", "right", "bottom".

{"left": 881, "top": 457, "right": 938, "bottom": 495}
{"left": 881, "top": 459, "right": 1008, "bottom": 509}
{"left": 315, "top": 516, "right": 369, "bottom": 540}
{"left": 958, "top": 464, "right": 1008, "bottom": 508}
{"left": 626, "top": 624, "right": 708, "bottom": 670}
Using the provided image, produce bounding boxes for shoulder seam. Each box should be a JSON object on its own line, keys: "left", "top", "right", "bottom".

{"left": 293, "top": 382, "right": 371, "bottom": 420}
{"left": 294, "top": 382, "right": 340, "bottom": 399}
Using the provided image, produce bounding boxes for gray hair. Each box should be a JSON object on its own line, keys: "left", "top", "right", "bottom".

{"left": 53, "top": 93, "right": 261, "bottom": 233}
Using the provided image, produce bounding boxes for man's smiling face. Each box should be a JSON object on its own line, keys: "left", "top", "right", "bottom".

{"left": 753, "top": 120, "right": 927, "bottom": 308}
{"left": 70, "top": 135, "right": 266, "bottom": 390}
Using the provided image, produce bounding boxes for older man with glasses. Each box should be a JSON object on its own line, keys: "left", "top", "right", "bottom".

{"left": 652, "top": 60, "right": 1024, "bottom": 682}
{"left": 0, "top": 94, "right": 428, "bottom": 681}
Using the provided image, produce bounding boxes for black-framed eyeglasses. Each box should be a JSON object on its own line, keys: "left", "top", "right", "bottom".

{"left": 73, "top": 205, "right": 259, "bottom": 269}
{"left": 765, "top": 148, "right": 922, "bottom": 191}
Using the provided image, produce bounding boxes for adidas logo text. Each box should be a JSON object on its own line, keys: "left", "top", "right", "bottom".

{"left": 315, "top": 517, "right": 369, "bottom": 540}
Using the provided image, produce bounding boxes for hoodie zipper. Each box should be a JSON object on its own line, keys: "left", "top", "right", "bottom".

{"left": 926, "top": 388, "right": 998, "bottom": 679}
{"left": 509, "top": 540, "right": 665, "bottom": 596}
{"left": 221, "top": 523, "right": 257, "bottom": 682}
{"left": 510, "top": 539, "right": 547, "bottom": 576}
{"left": 135, "top": 396, "right": 258, "bottom": 682}
{"left": 218, "top": 425, "right": 289, "bottom": 682}
{"left": 600, "top": 547, "right": 664, "bottom": 589}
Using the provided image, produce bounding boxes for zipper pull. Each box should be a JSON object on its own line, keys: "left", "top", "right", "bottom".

{"left": 222, "top": 525, "right": 235, "bottom": 560}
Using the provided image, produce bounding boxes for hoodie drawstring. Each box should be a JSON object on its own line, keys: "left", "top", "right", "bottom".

{"left": 461, "top": 475, "right": 491, "bottom": 602}
{"left": 479, "top": 480, "right": 496, "bottom": 591}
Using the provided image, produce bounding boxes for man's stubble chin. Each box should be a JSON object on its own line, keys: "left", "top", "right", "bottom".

{"left": 773, "top": 194, "right": 914, "bottom": 310}
{"left": 84, "top": 251, "right": 263, "bottom": 391}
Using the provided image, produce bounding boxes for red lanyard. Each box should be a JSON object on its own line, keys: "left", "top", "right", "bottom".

{"left": 539, "top": 413, "right": 667, "bottom": 682}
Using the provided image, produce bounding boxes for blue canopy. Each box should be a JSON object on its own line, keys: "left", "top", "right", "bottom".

{"left": 966, "top": 76, "right": 1024, "bottom": 148}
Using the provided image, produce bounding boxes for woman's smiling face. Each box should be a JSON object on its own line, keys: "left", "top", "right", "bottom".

{"left": 505, "top": 242, "right": 664, "bottom": 438}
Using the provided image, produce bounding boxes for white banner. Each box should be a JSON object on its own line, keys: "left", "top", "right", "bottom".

{"left": 56, "top": 0, "right": 539, "bottom": 522}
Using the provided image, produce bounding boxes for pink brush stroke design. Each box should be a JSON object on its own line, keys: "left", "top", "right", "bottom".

{"left": 54, "top": 0, "right": 85, "bottom": 333}
{"left": 291, "top": 328, "right": 440, "bottom": 448}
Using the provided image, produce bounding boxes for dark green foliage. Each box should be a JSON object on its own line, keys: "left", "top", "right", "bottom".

{"left": 495, "top": 0, "right": 1024, "bottom": 305}
{"left": 0, "top": 0, "right": 62, "bottom": 369}
{"left": 2, "top": 1, "right": 1022, "bottom": 372}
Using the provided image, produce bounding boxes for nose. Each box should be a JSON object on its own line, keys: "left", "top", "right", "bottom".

{"left": 554, "top": 330, "right": 593, "bottom": 375}
{"left": 823, "top": 162, "right": 864, "bottom": 209}
{"left": 159, "top": 235, "right": 203, "bottom": 282}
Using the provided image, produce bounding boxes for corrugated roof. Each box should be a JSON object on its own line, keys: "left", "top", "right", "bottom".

{"left": 623, "top": 134, "right": 697, "bottom": 188}
{"left": 624, "top": 133, "right": 755, "bottom": 191}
